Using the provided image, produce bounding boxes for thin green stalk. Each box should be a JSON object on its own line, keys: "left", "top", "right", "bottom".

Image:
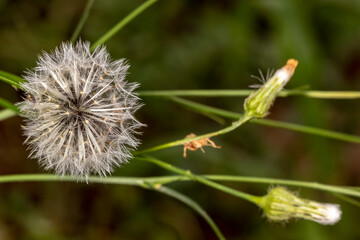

{"left": 90, "top": 0, "right": 158, "bottom": 51}
{"left": 145, "top": 174, "right": 360, "bottom": 199}
{"left": 1, "top": 69, "right": 360, "bottom": 100}
{"left": 253, "top": 118, "right": 360, "bottom": 143}
{"left": 0, "top": 173, "right": 179, "bottom": 184}
{"left": 1, "top": 68, "right": 360, "bottom": 100}
{"left": 150, "top": 184, "right": 225, "bottom": 240}
{"left": 70, "top": 0, "right": 96, "bottom": 42}
{"left": 0, "top": 97, "right": 19, "bottom": 112}
{"left": 169, "top": 96, "right": 360, "bottom": 144}
{"left": 139, "top": 89, "right": 360, "bottom": 99}
{"left": 136, "top": 156, "right": 262, "bottom": 206}
{"left": 0, "top": 70, "right": 23, "bottom": 89}
{"left": 0, "top": 173, "right": 359, "bottom": 198}
{"left": 139, "top": 90, "right": 253, "bottom": 97}
{"left": 0, "top": 109, "right": 17, "bottom": 121}
{"left": 136, "top": 114, "right": 253, "bottom": 154}
{"left": 282, "top": 90, "right": 360, "bottom": 99}
{"left": 203, "top": 175, "right": 360, "bottom": 198}
{"left": 333, "top": 193, "right": 360, "bottom": 207}
{"left": 0, "top": 173, "right": 224, "bottom": 239}
{"left": 152, "top": 176, "right": 360, "bottom": 199}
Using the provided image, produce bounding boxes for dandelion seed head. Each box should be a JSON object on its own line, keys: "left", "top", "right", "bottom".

{"left": 17, "top": 41, "right": 144, "bottom": 178}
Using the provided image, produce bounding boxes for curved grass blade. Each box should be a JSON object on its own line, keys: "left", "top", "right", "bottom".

{"left": 0, "top": 109, "right": 17, "bottom": 121}
{"left": 0, "top": 70, "right": 23, "bottom": 89}
{"left": 0, "top": 174, "right": 225, "bottom": 240}
{"left": 333, "top": 193, "right": 360, "bottom": 208}
{"left": 202, "top": 175, "right": 360, "bottom": 198}
{"left": 90, "top": 0, "right": 158, "bottom": 51}
{"left": 0, "top": 97, "right": 19, "bottom": 112}
{"left": 70, "top": 0, "right": 96, "bottom": 42}
{"left": 144, "top": 183, "right": 226, "bottom": 240}
{"left": 169, "top": 96, "right": 360, "bottom": 144}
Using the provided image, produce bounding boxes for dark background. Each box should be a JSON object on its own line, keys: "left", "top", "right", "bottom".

{"left": 0, "top": 0, "right": 360, "bottom": 239}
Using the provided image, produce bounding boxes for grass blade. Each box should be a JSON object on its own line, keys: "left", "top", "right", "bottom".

{"left": 90, "top": 0, "right": 158, "bottom": 51}
{"left": 169, "top": 96, "right": 360, "bottom": 144}
{"left": 333, "top": 193, "right": 360, "bottom": 208}
{"left": 70, "top": 0, "right": 96, "bottom": 42}
{"left": 0, "top": 97, "right": 19, "bottom": 112}
{"left": 0, "top": 70, "right": 23, "bottom": 89}
{"left": 146, "top": 184, "right": 226, "bottom": 240}
{"left": 0, "top": 109, "right": 17, "bottom": 121}
{"left": 0, "top": 173, "right": 225, "bottom": 240}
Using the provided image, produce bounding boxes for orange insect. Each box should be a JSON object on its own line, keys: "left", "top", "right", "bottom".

{"left": 183, "top": 133, "right": 221, "bottom": 158}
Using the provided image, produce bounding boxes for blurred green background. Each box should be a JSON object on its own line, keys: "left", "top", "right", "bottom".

{"left": 1, "top": 0, "right": 360, "bottom": 239}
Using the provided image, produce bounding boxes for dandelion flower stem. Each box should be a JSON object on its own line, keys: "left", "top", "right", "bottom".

{"left": 136, "top": 114, "right": 253, "bottom": 154}
{"left": 90, "top": 0, "right": 158, "bottom": 51}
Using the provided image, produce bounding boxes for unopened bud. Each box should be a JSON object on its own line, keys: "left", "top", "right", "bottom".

{"left": 244, "top": 59, "right": 298, "bottom": 118}
{"left": 260, "top": 187, "right": 342, "bottom": 225}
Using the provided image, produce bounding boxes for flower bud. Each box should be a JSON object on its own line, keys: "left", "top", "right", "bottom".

{"left": 244, "top": 59, "right": 298, "bottom": 118}
{"left": 260, "top": 187, "right": 342, "bottom": 225}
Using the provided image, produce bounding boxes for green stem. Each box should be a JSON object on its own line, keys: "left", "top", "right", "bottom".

{"left": 1, "top": 69, "right": 360, "bottom": 100}
{"left": 252, "top": 118, "right": 360, "bottom": 143}
{"left": 70, "top": 0, "right": 96, "bottom": 42}
{"left": 139, "top": 90, "right": 253, "bottom": 97}
{"left": 0, "top": 173, "right": 224, "bottom": 239}
{"left": 170, "top": 96, "right": 360, "bottom": 144}
{"left": 90, "top": 0, "right": 158, "bottom": 51}
{"left": 136, "top": 114, "right": 253, "bottom": 154}
{"left": 136, "top": 156, "right": 262, "bottom": 206}
{"left": 0, "top": 109, "right": 17, "bottom": 121}
{"left": 139, "top": 89, "right": 360, "bottom": 99}
{"left": 202, "top": 175, "right": 360, "bottom": 198}
{"left": 0, "top": 70, "right": 23, "bottom": 89}
{"left": 0, "top": 174, "right": 143, "bottom": 184}
{"left": 282, "top": 90, "right": 360, "bottom": 99}
{"left": 151, "top": 184, "right": 225, "bottom": 240}
{"left": 0, "top": 97, "right": 19, "bottom": 112}
{"left": 0, "top": 174, "right": 359, "bottom": 198}
{"left": 332, "top": 193, "right": 360, "bottom": 207}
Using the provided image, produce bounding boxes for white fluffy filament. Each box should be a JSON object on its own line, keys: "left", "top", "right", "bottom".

{"left": 18, "top": 41, "right": 144, "bottom": 179}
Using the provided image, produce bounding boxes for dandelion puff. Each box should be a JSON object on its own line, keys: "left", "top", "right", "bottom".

{"left": 17, "top": 41, "right": 145, "bottom": 179}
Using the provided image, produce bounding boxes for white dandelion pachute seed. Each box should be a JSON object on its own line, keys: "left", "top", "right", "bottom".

{"left": 17, "top": 41, "right": 144, "bottom": 178}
